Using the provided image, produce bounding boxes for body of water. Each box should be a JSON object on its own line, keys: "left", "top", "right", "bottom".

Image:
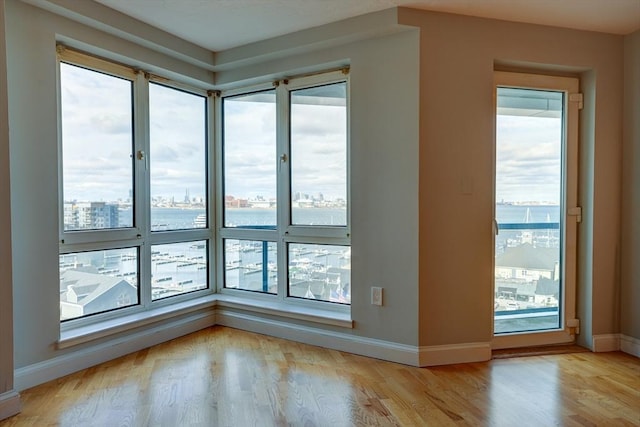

{"left": 496, "top": 204, "right": 559, "bottom": 224}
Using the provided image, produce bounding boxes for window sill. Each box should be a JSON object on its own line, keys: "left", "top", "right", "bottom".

{"left": 58, "top": 294, "right": 352, "bottom": 349}
{"left": 214, "top": 294, "right": 353, "bottom": 329}
{"left": 58, "top": 294, "right": 219, "bottom": 349}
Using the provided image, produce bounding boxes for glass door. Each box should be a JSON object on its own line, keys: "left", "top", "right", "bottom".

{"left": 493, "top": 72, "right": 580, "bottom": 349}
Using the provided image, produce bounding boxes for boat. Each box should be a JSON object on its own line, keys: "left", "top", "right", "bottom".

{"left": 193, "top": 213, "right": 207, "bottom": 228}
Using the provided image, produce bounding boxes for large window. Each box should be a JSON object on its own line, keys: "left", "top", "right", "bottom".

{"left": 221, "top": 72, "right": 351, "bottom": 306}
{"left": 58, "top": 49, "right": 211, "bottom": 322}
{"left": 58, "top": 49, "right": 349, "bottom": 325}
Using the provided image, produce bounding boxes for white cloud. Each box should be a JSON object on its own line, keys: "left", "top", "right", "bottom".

{"left": 61, "top": 63, "right": 134, "bottom": 202}
{"left": 223, "top": 97, "right": 278, "bottom": 199}
{"left": 289, "top": 104, "right": 346, "bottom": 199}
{"left": 61, "top": 64, "right": 565, "bottom": 210}
{"left": 61, "top": 66, "right": 350, "bottom": 204}
{"left": 496, "top": 115, "right": 562, "bottom": 204}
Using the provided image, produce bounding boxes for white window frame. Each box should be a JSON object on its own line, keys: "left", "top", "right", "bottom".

{"left": 57, "top": 48, "right": 215, "bottom": 330}
{"left": 217, "top": 70, "right": 351, "bottom": 313}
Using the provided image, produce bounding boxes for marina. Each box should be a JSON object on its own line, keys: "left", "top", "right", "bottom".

{"left": 494, "top": 204, "right": 561, "bottom": 331}
{"left": 60, "top": 204, "right": 556, "bottom": 320}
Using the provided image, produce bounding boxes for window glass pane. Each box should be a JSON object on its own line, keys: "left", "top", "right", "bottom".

{"left": 151, "top": 241, "right": 208, "bottom": 300}
{"left": 494, "top": 87, "right": 563, "bottom": 334}
{"left": 288, "top": 243, "right": 350, "bottom": 304}
{"left": 150, "top": 83, "right": 207, "bottom": 231}
{"left": 224, "top": 239, "right": 277, "bottom": 294}
{"left": 290, "top": 83, "right": 347, "bottom": 226}
{"left": 60, "top": 63, "right": 133, "bottom": 230}
{"left": 60, "top": 248, "right": 138, "bottom": 321}
{"left": 223, "top": 90, "right": 277, "bottom": 228}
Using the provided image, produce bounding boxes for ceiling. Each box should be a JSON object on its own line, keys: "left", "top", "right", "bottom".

{"left": 95, "top": 0, "right": 640, "bottom": 51}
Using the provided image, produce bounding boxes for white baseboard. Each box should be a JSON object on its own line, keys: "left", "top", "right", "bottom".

{"left": 592, "top": 334, "right": 621, "bottom": 352}
{"left": 216, "top": 308, "right": 421, "bottom": 366}
{"left": 620, "top": 334, "right": 640, "bottom": 357}
{"left": 217, "top": 309, "right": 491, "bottom": 367}
{"left": 0, "top": 390, "right": 21, "bottom": 421}
{"left": 418, "top": 342, "right": 492, "bottom": 366}
{"left": 15, "top": 311, "right": 216, "bottom": 391}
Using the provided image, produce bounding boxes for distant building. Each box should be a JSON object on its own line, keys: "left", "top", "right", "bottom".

{"left": 64, "top": 202, "right": 119, "bottom": 229}
{"left": 248, "top": 198, "right": 272, "bottom": 208}
{"left": 60, "top": 269, "right": 137, "bottom": 320}
{"left": 495, "top": 243, "right": 560, "bottom": 306}
{"left": 63, "top": 202, "right": 78, "bottom": 227}
{"left": 225, "top": 195, "right": 249, "bottom": 208}
{"left": 495, "top": 242, "right": 559, "bottom": 282}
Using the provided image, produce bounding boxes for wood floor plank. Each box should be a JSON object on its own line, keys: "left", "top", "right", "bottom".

{"left": 2, "top": 326, "right": 639, "bottom": 426}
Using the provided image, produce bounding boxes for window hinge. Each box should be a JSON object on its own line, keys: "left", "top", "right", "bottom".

{"left": 567, "top": 318, "right": 580, "bottom": 335}
{"left": 569, "top": 93, "right": 583, "bottom": 110}
{"left": 568, "top": 206, "right": 582, "bottom": 223}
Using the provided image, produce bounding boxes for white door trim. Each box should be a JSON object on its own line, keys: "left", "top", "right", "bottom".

{"left": 492, "top": 71, "right": 580, "bottom": 349}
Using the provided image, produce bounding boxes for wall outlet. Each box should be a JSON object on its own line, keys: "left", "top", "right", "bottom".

{"left": 371, "top": 287, "right": 383, "bottom": 306}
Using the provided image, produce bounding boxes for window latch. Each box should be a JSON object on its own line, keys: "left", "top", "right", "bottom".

{"left": 136, "top": 150, "right": 148, "bottom": 170}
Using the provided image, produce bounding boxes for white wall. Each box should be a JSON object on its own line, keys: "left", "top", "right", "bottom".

{"left": 217, "top": 24, "right": 421, "bottom": 346}
{"left": 0, "top": 0, "right": 20, "bottom": 420}
{"left": 621, "top": 30, "right": 640, "bottom": 343}
{"left": 4, "top": 0, "right": 219, "bottom": 372}
{"left": 398, "top": 9, "right": 624, "bottom": 348}
{"left": 6, "top": 0, "right": 420, "bottom": 382}
{"left": 6, "top": 0, "right": 62, "bottom": 370}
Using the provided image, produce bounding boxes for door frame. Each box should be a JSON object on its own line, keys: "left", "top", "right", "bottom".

{"left": 492, "top": 71, "right": 580, "bottom": 349}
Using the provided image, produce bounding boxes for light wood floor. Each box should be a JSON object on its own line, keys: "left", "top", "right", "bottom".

{"left": 2, "top": 326, "right": 639, "bottom": 426}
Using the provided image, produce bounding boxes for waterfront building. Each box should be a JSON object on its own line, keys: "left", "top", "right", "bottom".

{"left": 64, "top": 202, "right": 119, "bottom": 230}
{"left": 495, "top": 243, "right": 559, "bottom": 283}
{"left": 495, "top": 243, "right": 560, "bottom": 308}
{"left": 59, "top": 269, "right": 137, "bottom": 320}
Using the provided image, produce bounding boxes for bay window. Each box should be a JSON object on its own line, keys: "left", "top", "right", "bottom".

{"left": 58, "top": 48, "right": 211, "bottom": 323}
{"left": 58, "top": 46, "right": 350, "bottom": 328}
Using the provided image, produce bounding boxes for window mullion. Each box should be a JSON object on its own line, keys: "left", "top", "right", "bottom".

{"left": 214, "top": 93, "right": 225, "bottom": 293}
{"left": 56, "top": 54, "right": 65, "bottom": 244}
{"left": 276, "top": 83, "right": 291, "bottom": 302}
{"left": 135, "top": 72, "right": 152, "bottom": 308}
{"left": 345, "top": 77, "right": 352, "bottom": 240}
{"left": 205, "top": 91, "right": 216, "bottom": 295}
